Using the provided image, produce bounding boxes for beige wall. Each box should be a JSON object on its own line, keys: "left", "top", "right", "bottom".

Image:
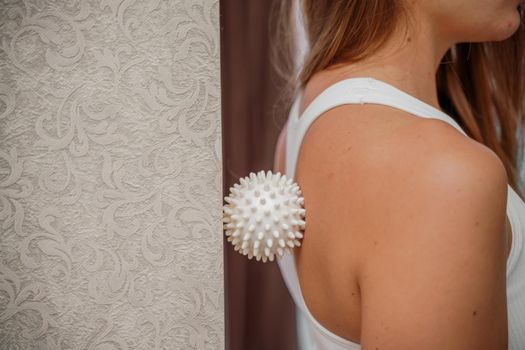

{"left": 0, "top": 1, "right": 223, "bottom": 348}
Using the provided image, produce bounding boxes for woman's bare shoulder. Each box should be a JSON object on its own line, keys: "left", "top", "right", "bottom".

{"left": 299, "top": 103, "right": 509, "bottom": 236}
{"left": 296, "top": 103, "right": 507, "bottom": 188}
{"left": 299, "top": 104, "right": 509, "bottom": 349}
{"left": 278, "top": 103, "right": 509, "bottom": 230}
{"left": 274, "top": 104, "right": 509, "bottom": 347}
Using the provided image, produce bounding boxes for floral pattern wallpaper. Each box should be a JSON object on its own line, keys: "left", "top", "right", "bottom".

{"left": 0, "top": 0, "right": 223, "bottom": 349}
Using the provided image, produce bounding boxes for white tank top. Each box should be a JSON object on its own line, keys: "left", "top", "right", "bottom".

{"left": 277, "top": 77, "right": 525, "bottom": 350}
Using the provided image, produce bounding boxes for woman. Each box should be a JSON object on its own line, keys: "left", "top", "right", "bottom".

{"left": 271, "top": 1, "right": 525, "bottom": 349}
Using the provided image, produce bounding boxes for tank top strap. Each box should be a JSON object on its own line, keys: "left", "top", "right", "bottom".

{"left": 285, "top": 77, "right": 468, "bottom": 178}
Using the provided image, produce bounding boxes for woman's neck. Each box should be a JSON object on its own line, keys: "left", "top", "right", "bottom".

{"left": 318, "top": 10, "right": 452, "bottom": 111}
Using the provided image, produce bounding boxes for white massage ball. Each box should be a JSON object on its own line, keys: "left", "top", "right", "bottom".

{"left": 223, "top": 170, "right": 306, "bottom": 262}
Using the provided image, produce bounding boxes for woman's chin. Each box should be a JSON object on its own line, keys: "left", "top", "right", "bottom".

{"left": 490, "top": 12, "right": 522, "bottom": 41}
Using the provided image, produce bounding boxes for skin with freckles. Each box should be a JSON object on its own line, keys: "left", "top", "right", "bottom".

{"left": 273, "top": 0, "right": 523, "bottom": 349}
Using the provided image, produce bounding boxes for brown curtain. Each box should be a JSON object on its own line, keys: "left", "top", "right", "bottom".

{"left": 220, "top": 1, "right": 298, "bottom": 349}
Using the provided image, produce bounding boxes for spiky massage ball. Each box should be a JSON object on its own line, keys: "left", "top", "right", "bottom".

{"left": 223, "top": 170, "right": 306, "bottom": 262}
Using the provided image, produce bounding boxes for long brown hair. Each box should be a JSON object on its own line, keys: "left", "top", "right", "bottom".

{"left": 270, "top": 0, "right": 525, "bottom": 199}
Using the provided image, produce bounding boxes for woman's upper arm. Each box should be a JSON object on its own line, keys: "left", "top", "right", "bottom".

{"left": 358, "top": 138, "right": 509, "bottom": 350}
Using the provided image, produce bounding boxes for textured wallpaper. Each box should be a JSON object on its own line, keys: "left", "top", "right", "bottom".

{"left": 0, "top": 0, "right": 223, "bottom": 349}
